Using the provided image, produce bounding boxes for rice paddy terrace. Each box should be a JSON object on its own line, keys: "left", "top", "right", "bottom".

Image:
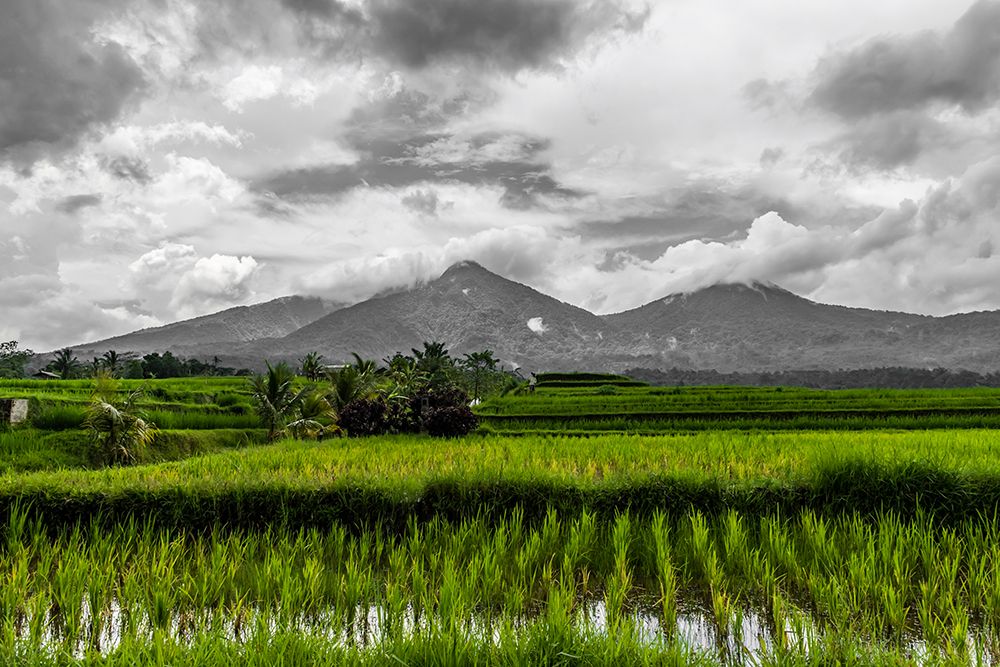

{"left": 3, "top": 375, "right": 1000, "bottom": 665}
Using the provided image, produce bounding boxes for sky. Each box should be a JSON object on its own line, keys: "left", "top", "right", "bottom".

{"left": 3, "top": 0, "right": 1000, "bottom": 350}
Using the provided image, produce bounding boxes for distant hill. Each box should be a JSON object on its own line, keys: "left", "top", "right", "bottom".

{"left": 605, "top": 282, "right": 1000, "bottom": 372}
{"left": 72, "top": 296, "right": 341, "bottom": 359}
{"left": 250, "top": 261, "right": 619, "bottom": 371}
{"left": 70, "top": 263, "right": 1000, "bottom": 373}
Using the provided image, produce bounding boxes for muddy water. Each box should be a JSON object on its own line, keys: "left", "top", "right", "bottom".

{"left": 8, "top": 597, "right": 999, "bottom": 665}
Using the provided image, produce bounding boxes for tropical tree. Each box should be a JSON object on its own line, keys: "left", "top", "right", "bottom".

{"left": 249, "top": 362, "right": 306, "bottom": 442}
{"left": 0, "top": 340, "right": 33, "bottom": 379}
{"left": 84, "top": 372, "right": 157, "bottom": 465}
{"left": 299, "top": 351, "right": 325, "bottom": 381}
{"left": 327, "top": 364, "right": 378, "bottom": 412}
{"left": 460, "top": 349, "right": 499, "bottom": 402}
{"left": 350, "top": 353, "right": 379, "bottom": 376}
{"left": 285, "top": 390, "right": 339, "bottom": 440}
{"left": 47, "top": 348, "right": 81, "bottom": 380}
{"left": 101, "top": 350, "right": 132, "bottom": 378}
{"left": 412, "top": 341, "right": 453, "bottom": 386}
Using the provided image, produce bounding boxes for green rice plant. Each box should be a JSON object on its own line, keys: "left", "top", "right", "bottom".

{"left": 603, "top": 513, "right": 632, "bottom": 634}
{"left": 31, "top": 405, "right": 86, "bottom": 430}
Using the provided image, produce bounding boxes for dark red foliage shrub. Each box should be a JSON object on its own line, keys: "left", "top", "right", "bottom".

{"left": 338, "top": 398, "right": 387, "bottom": 437}
{"left": 423, "top": 405, "right": 478, "bottom": 437}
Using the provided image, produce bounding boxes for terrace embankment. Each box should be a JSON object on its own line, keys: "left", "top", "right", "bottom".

{"left": 4, "top": 432, "right": 1000, "bottom": 530}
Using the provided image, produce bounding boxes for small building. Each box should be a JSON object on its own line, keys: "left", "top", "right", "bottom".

{"left": 0, "top": 399, "right": 29, "bottom": 426}
{"left": 32, "top": 370, "right": 59, "bottom": 380}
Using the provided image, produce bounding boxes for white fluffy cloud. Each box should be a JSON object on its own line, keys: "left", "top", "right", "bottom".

{"left": 172, "top": 254, "right": 260, "bottom": 315}
{"left": 130, "top": 244, "right": 259, "bottom": 319}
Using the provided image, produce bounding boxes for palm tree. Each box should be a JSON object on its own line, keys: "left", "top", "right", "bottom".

{"left": 350, "top": 353, "right": 379, "bottom": 376}
{"left": 461, "top": 349, "right": 499, "bottom": 402}
{"left": 299, "top": 352, "right": 325, "bottom": 381}
{"left": 285, "top": 390, "right": 339, "bottom": 439}
{"left": 84, "top": 373, "right": 157, "bottom": 465}
{"left": 248, "top": 362, "right": 306, "bottom": 442}
{"left": 412, "top": 341, "right": 453, "bottom": 386}
{"left": 47, "top": 348, "right": 81, "bottom": 380}
{"left": 327, "top": 364, "right": 378, "bottom": 412}
{"left": 101, "top": 350, "right": 130, "bottom": 378}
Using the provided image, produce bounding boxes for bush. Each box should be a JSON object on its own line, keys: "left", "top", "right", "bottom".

{"left": 594, "top": 385, "right": 619, "bottom": 395}
{"left": 424, "top": 405, "right": 478, "bottom": 437}
{"left": 339, "top": 398, "right": 388, "bottom": 437}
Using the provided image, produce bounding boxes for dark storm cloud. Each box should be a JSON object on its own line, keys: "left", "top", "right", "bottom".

{"left": 759, "top": 147, "right": 785, "bottom": 167}
{"left": 253, "top": 131, "right": 582, "bottom": 209}
{"left": 401, "top": 189, "right": 441, "bottom": 215}
{"left": 55, "top": 194, "right": 103, "bottom": 215}
{"left": 0, "top": 0, "right": 144, "bottom": 163}
{"left": 367, "top": 0, "right": 648, "bottom": 71}
{"left": 809, "top": 0, "right": 1000, "bottom": 119}
{"left": 829, "top": 111, "right": 952, "bottom": 170}
{"left": 191, "top": 0, "right": 645, "bottom": 73}
{"left": 580, "top": 187, "right": 801, "bottom": 244}
{"left": 102, "top": 156, "right": 153, "bottom": 184}
{"left": 280, "top": 0, "right": 355, "bottom": 17}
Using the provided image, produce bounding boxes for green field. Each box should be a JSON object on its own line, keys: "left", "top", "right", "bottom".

{"left": 477, "top": 384, "right": 1000, "bottom": 432}
{"left": 2, "top": 376, "right": 1000, "bottom": 664}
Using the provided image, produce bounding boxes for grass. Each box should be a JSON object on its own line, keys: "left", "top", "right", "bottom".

{"left": 3, "top": 431, "right": 1000, "bottom": 529}
{"left": 7, "top": 378, "right": 1000, "bottom": 663}
{"left": 2, "top": 506, "right": 1000, "bottom": 664}
{"left": 477, "top": 385, "right": 1000, "bottom": 433}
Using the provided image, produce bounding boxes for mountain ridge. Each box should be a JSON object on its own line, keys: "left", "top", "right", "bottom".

{"left": 69, "top": 262, "right": 1000, "bottom": 373}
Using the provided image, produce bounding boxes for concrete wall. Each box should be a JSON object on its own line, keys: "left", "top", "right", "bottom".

{"left": 0, "top": 399, "right": 29, "bottom": 425}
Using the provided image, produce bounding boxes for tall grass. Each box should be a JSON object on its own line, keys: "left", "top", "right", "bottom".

{"left": 2, "top": 507, "right": 999, "bottom": 664}
{"left": 3, "top": 431, "right": 1000, "bottom": 528}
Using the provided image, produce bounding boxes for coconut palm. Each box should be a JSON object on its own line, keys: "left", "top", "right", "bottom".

{"left": 84, "top": 374, "right": 157, "bottom": 465}
{"left": 412, "top": 341, "right": 453, "bottom": 386}
{"left": 47, "top": 348, "right": 81, "bottom": 380}
{"left": 327, "top": 364, "right": 378, "bottom": 412}
{"left": 299, "top": 351, "right": 325, "bottom": 381}
{"left": 461, "top": 349, "right": 499, "bottom": 402}
{"left": 249, "top": 362, "right": 306, "bottom": 442}
{"left": 285, "top": 390, "right": 339, "bottom": 440}
{"left": 101, "top": 350, "right": 131, "bottom": 378}
{"left": 350, "top": 353, "right": 379, "bottom": 376}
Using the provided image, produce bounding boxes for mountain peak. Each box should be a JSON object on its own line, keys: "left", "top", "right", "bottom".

{"left": 439, "top": 260, "right": 489, "bottom": 277}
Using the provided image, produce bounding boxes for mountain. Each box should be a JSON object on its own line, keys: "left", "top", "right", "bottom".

{"left": 72, "top": 296, "right": 341, "bottom": 359}
{"left": 603, "top": 282, "right": 1000, "bottom": 372}
{"left": 69, "top": 263, "right": 1000, "bottom": 373}
{"left": 251, "top": 261, "right": 618, "bottom": 370}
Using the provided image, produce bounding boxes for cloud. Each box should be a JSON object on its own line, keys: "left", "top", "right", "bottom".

{"left": 810, "top": 1, "right": 1000, "bottom": 118}
{"left": 129, "top": 243, "right": 200, "bottom": 297}
{"left": 172, "top": 254, "right": 260, "bottom": 315}
{"left": 829, "top": 110, "right": 952, "bottom": 170}
{"left": 253, "top": 131, "right": 581, "bottom": 209}
{"left": 55, "top": 194, "right": 103, "bottom": 215}
{"left": 368, "top": 0, "right": 648, "bottom": 71}
{"left": 129, "top": 244, "right": 260, "bottom": 319}
{"left": 102, "top": 156, "right": 152, "bottom": 183}
{"left": 0, "top": 0, "right": 144, "bottom": 164}
{"left": 401, "top": 189, "right": 441, "bottom": 215}
{"left": 296, "top": 224, "right": 575, "bottom": 301}
{"left": 526, "top": 317, "right": 549, "bottom": 334}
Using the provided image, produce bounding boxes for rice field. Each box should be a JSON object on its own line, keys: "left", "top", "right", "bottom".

{"left": 3, "top": 505, "right": 1000, "bottom": 665}
{"left": 4, "top": 378, "right": 1000, "bottom": 664}
{"left": 476, "top": 385, "right": 1000, "bottom": 433}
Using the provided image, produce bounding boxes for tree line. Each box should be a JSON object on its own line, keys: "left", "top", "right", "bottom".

{"left": 252, "top": 342, "right": 516, "bottom": 442}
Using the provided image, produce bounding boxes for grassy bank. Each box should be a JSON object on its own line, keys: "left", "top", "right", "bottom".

{"left": 3, "top": 431, "right": 1000, "bottom": 528}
